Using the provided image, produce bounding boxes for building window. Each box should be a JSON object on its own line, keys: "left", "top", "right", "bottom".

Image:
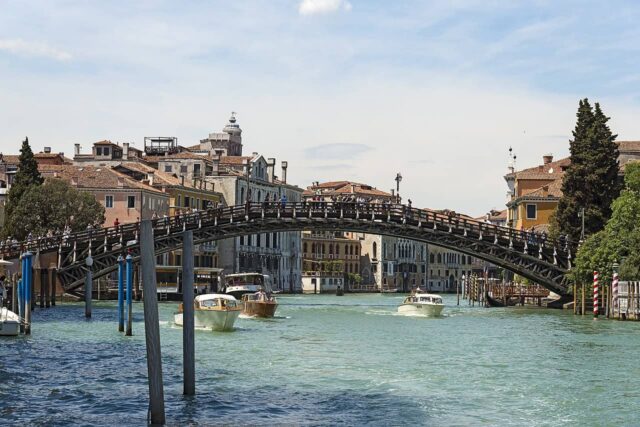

{"left": 96, "top": 147, "right": 103, "bottom": 155}
{"left": 194, "top": 163, "right": 201, "bottom": 175}
{"left": 164, "top": 165, "right": 172, "bottom": 173}
{"left": 180, "top": 165, "right": 187, "bottom": 173}
{"left": 373, "top": 242, "right": 377, "bottom": 258}
{"left": 127, "top": 196, "right": 135, "bottom": 208}
{"left": 526, "top": 204, "right": 537, "bottom": 220}
{"left": 184, "top": 196, "right": 190, "bottom": 207}
{"left": 105, "top": 195, "right": 113, "bottom": 208}
{"left": 103, "top": 147, "right": 110, "bottom": 156}
{"left": 240, "top": 236, "right": 244, "bottom": 246}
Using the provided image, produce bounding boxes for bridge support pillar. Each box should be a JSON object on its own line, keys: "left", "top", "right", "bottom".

{"left": 50, "top": 268, "right": 57, "bottom": 307}
{"left": 85, "top": 255, "right": 93, "bottom": 318}
{"left": 117, "top": 256, "right": 124, "bottom": 332}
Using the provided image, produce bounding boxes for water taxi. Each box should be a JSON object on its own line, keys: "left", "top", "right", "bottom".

{"left": 174, "top": 294, "right": 241, "bottom": 331}
{"left": 224, "top": 273, "right": 273, "bottom": 299}
{"left": 398, "top": 291, "right": 444, "bottom": 316}
{"left": 241, "top": 290, "right": 278, "bottom": 318}
{"left": 0, "top": 307, "right": 20, "bottom": 336}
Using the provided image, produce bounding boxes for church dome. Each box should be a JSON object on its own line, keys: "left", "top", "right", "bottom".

{"left": 223, "top": 113, "right": 242, "bottom": 136}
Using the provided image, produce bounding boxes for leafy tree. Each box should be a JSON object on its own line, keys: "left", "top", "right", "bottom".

{"left": 572, "top": 162, "right": 640, "bottom": 284}
{"left": 5, "top": 178, "right": 105, "bottom": 240}
{"left": 3, "top": 137, "right": 44, "bottom": 236}
{"left": 554, "top": 99, "right": 621, "bottom": 243}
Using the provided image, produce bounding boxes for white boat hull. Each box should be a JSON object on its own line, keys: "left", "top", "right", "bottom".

{"left": 174, "top": 309, "right": 240, "bottom": 332}
{"left": 398, "top": 303, "right": 444, "bottom": 317}
{"left": 0, "top": 308, "right": 20, "bottom": 336}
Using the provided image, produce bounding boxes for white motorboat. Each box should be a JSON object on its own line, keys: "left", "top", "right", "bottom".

{"left": 398, "top": 291, "right": 444, "bottom": 317}
{"left": 223, "top": 273, "right": 273, "bottom": 299}
{"left": 174, "top": 294, "right": 241, "bottom": 332}
{"left": 0, "top": 307, "right": 21, "bottom": 336}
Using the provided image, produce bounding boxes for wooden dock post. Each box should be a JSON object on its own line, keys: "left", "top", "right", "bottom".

{"left": 125, "top": 254, "right": 133, "bottom": 336}
{"left": 573, "top": 283, "right": 577, "bottom": 315}
{"left": 50, "top": 268, "right": 57, "bottom": 306}
{"left": 44, "top": 268, "right": 50, "bottom": 308}
{"left": 581, "top": 283, "right": 585, "bottom": 316}
{"left": 139, "top": 220, "right": 166, "bottom": 425}
{"left": 182, "top": 231, "right": 195, "bottom": 396}
{"left": 24, "top": 252, "right": 32, "bottom": 335}
{"left": 118, "top": 256, "right": 125, "bottom": 332}
{"left": 85, "top": 256, "right": 93, "bottom": 318}
{"left": 39, "top": 268, "right": 46, "bottom": 308}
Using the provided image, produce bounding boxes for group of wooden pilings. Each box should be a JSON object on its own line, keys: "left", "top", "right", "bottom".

{"left": 573, "top": 274, "right": 640, "bottom": 321}
{"left": 4, "top": 252, "right": 59, "bottom": 335}
{"left": 83, "top": 221, "right": 194, "bottom": 425}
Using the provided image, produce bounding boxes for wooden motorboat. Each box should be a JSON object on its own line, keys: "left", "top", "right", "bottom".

{"left": 336, "top": 286, "right": 344, "bottom": 296}
{"left": 175, "top": 294, "right": 241, "bottom": 331}
{"left": 241, "top": 291, "right": 278, "bottom": 318}
{"left": 398, "top": 291, "right": 444, "bottom": 316}
{"left": 0, "top": 307, "right": 20, "bottom": 336}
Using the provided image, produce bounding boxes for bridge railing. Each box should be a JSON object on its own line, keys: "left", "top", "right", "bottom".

{"left": 0, "top": 201, "right": 575, "bottom": 263}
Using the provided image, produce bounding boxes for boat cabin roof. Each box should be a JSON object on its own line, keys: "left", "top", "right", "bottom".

{"left": 195, "top": 293, "right": 237, "bottom": 302}
{"left": 413, "top": 292, "right": 442, "bottom": 298}
{"left": 225, "top": 273, "right": 271, "bottom": 279}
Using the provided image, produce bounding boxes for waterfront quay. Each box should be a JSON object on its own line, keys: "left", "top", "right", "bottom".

{"left": 2, "top": 294, "right": 640, "bottom": 426}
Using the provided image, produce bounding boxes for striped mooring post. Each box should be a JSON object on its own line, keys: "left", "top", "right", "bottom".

{"left": 593, "top": 271, "right": 599, "bottom": 320}
{"left": 612, "top": 271, "right": 619, "bottom": 318}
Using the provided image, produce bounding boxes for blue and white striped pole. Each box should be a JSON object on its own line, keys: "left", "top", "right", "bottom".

{"left": 117, "top": 255, "right": 124, "bottom": 332}
{"left": 24, "top": 252, "right": 32, "bottom": 334}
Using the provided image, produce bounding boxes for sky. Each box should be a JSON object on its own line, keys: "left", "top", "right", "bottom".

{"left": 1, "top": 0, "right": 640, "bottom": 216}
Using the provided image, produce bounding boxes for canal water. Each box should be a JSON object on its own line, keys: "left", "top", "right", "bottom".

{"left": 1, "top": 294, "right": 640, "bottom": 426}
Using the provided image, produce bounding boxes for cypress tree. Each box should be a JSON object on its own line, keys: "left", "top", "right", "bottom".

{"left": 554, "top": 99, "right": 621, "bottom": 243}
{"left": 3, "top": 137, "right": 44, "bottom": 237}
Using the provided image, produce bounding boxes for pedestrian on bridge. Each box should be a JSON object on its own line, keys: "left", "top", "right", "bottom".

{"left": 281, "top": 194, "right": 287, "bottom": 209}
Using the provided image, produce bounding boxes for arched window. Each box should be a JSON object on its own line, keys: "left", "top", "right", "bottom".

{"left": 335, "top": 245, "right": 340, "bottom": 255}
{"left": 373, "top": 242, "right": 377, "bottom": 258}
{"left": 303, "top": 242, "right": 307, "bottom": 253}
{"left": 350, "top": 246, "right": 354, "bottom": 256}
{"left": 329, "top": 244, "right": 333, "bottom": 254}
{"left": 311, "top": 243, "right": 316, "bottom": 253}
{"left": 258, "top": 190, "right": 261, "bottom": 201}
{"left": 437, "top": 253, "right": 442, "bottom": 263}
{"left": 240, "top": 187, "right": 245, "bottom": 203}
{"left": 430, "top": 253, "right": 435, "bottom": 263}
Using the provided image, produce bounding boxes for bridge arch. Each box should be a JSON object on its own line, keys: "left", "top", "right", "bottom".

{"left": 6, "top": 202, "right": 574, "bottom": 296}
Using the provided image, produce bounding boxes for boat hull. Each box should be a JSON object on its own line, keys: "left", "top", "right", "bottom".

{"left": 242, "top": 301, "right": 278, "bottom": 318}
{"left": 174, "top": 309, "right": 241, "bottom": 331}
{"left": 0, "top": 308, "right": 20, "bottom": 336}
{"left": 398, "top": 303, "right": 444, "bottom": 317}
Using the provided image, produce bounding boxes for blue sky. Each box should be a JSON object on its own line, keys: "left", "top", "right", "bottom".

{"left": 2, "top": 0, "right": 640, "bottom": 215}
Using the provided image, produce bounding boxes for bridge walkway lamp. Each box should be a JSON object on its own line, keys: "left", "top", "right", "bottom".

{"left": 394, "top": 172, "right": 402, "bottom": 204}
{"left": 578, "top": 207, "right": 585, "bottom": 245}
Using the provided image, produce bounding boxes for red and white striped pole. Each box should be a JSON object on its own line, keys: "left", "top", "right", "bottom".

{"left": 593, "top": 271, "right": 599, "bottom": 320}
{"left": 612, "top": 271, "right": 619, "bottom": 318}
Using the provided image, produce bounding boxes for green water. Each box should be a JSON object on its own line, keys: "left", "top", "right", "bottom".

{"left": 2, "top": 294, "right": 640, "bottom": 426}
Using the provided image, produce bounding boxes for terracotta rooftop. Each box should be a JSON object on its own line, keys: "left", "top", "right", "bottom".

{"left": 519, "top": 179, "right": 563, "bottom": 200}
{"left": 144, "top": 151, "right": 211, "bottom": 162}
{"left": 508, "top": 157, "right": 570, "bottom": 181}
{"left": 218, "top": 156, "right": 253, "bottom": 166}
{"left": 38, "top": 164, "right": 164, "bottom": 193}
{"left": 618, "top": 141, "right": 640, "bottom": 152}
{"left": 0, "top": 154, "right": 20, "bottom": 164}
{"left": 304, "top": 181, "right": 393, "bottom": 199}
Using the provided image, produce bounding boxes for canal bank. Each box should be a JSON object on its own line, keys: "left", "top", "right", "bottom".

{"left": 2, "top": 294, "right": 640, "bottom": 426}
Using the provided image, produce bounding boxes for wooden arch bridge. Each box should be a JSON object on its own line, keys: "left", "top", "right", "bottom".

{"left": 2, "top": 202, "right": 575, "bottom": 296}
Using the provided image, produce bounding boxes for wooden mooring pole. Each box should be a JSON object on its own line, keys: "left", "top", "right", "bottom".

{"left": 126, "top": 254, "right": 133, "bottom": 336}
{"left": 118, "top": 256, "right": 125, "bottom": 332}
{"left": 85, "top": 255, "right": 93, "bottom": 318}
{"left": 139, "top": 220, "right": 166, "bottom": 425}
{"left": 182, "top": 231, "right": 195, "bottom": 396}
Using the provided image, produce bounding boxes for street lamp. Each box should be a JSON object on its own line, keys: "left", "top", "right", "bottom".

{"left": 394, "top": 172, "right": 402, "bottom": 203}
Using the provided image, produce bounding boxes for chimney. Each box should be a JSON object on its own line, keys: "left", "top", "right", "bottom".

{"left": 350, "top": 184, "right": 356, "bottom": 193}
{"left": 123, "top": 143, "right": 130, "bottom": 161}
{"left": 44, "top": 147, "right": 51, "bottom": 154}
{"left": 267, "top": 158, "right": 276, "bottom": 182}
{"left": 74, "top": 143, "right": 81, "bottom": 156}
{"left": 391, "top": 189, "right": 395, "bottom": 197}
{"left": 211, "top": 153, "right": 220, "bottom": 175}
{"left": 117, "top": 176, "right": 125, "bottom": 188}
{"left": 148, "top": 171, "right": 154, "bottom": 186}
{"left": 281, "top": 161, "right": 288, "bottom": 184}
{"left": 542, "top": 185, "right": 549, "bottom": 197}
{"left": 543, "top": 154, "right": 553, "bottom": 165}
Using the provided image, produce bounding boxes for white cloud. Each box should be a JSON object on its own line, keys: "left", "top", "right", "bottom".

{"left": 0, "top": 38, "right": 72, "bottom": 61}
{"left": 298, "top": 0, "right": 352, "bottom": 16}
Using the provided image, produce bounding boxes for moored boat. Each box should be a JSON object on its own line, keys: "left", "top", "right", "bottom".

{"left": 241, "top": 291, "right": 278, "bottom": 318}
{"left": 0, "top": 307, "right": 20, "bottom": 336}
{"left": 174, "top": 294, "right": 241, "bottom": 331}
{"left": 398, "top": 291, "right": 444, "bottom": 316}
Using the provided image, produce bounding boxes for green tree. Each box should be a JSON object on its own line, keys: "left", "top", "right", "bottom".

{"left": 5, "top": 178, "right": 105, "bottom": 240}
{"left": 554, "top": 99, "right": 621, "bottom": 243}
{"left": 572, "top": 162, "right": 640, "bottom": 284}
{"left": 3, "top": 137, "right": 44, "bottom": 236}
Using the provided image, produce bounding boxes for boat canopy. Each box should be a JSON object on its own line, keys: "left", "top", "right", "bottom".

{"left": 195, "top": 294, "right": 238, "bottom": 303}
